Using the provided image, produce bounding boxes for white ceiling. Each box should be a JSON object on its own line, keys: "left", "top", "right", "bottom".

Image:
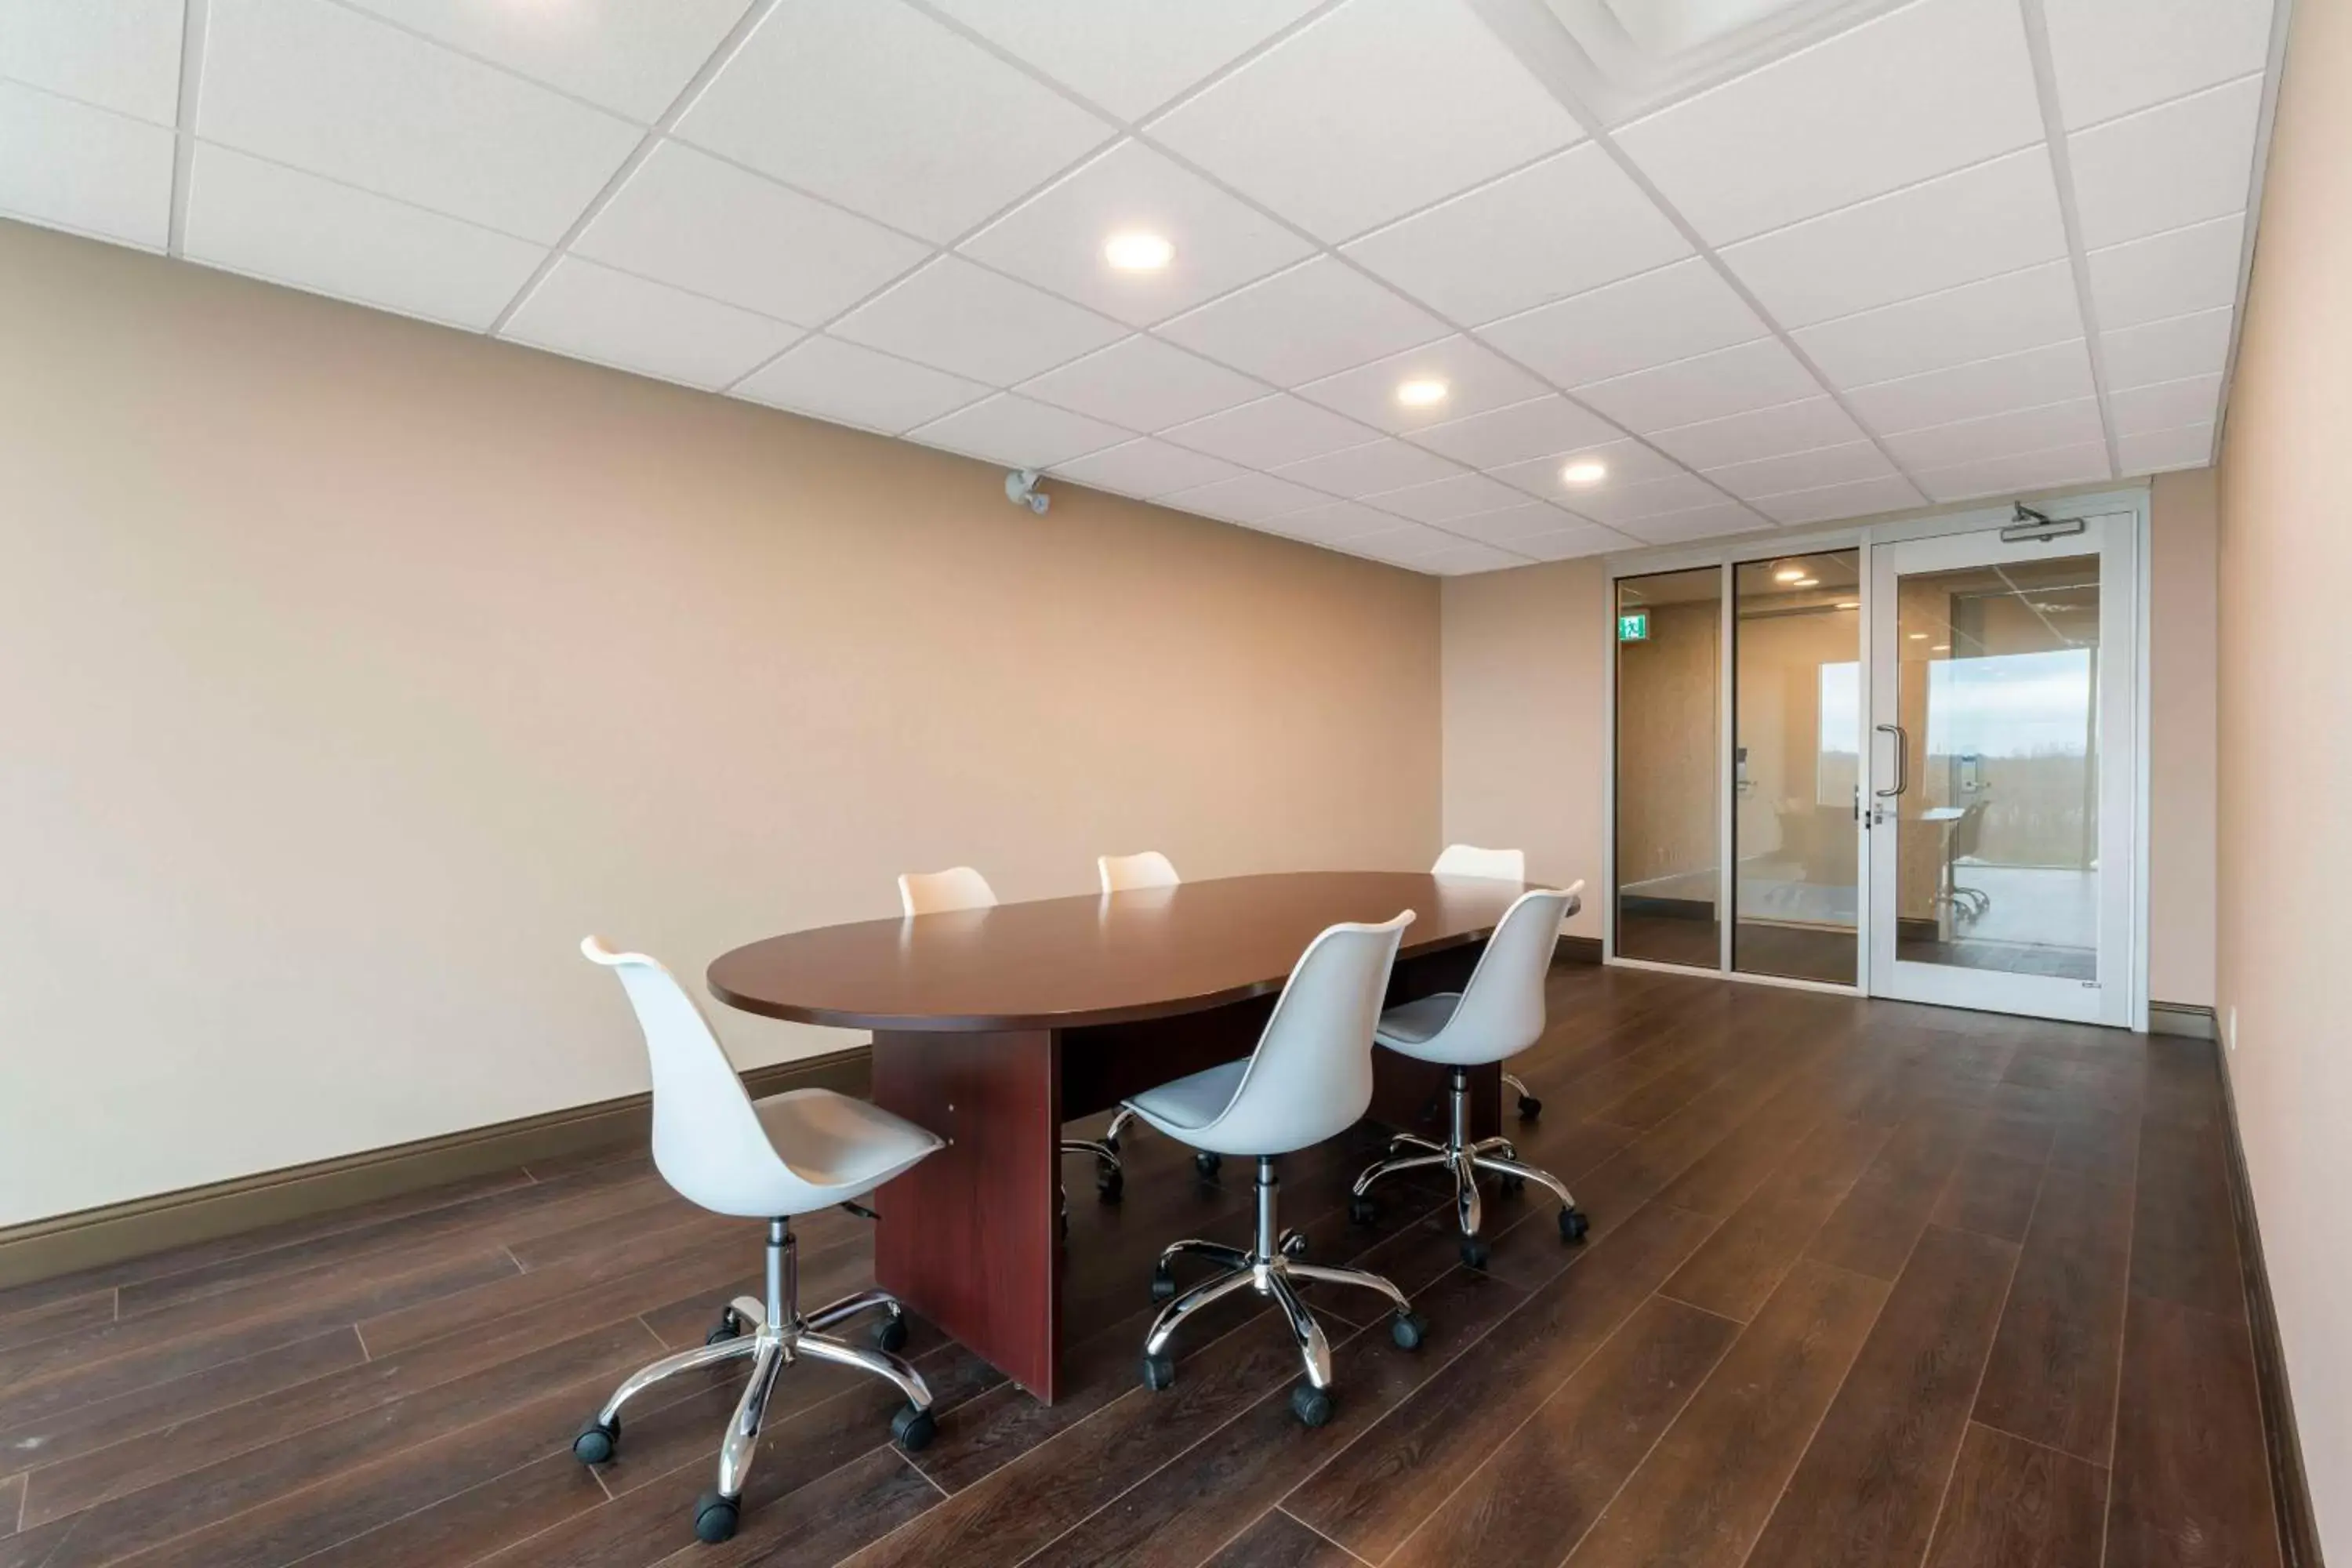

{"left": 0, "top": 0, "right": 2281, "bottom": 575}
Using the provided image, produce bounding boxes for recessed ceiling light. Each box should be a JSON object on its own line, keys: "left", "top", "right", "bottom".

{"left": 1932, "top": 643, "right": 1951, "bottom": 652}
{"left": 1908, "top": 632, "right": 1929, "bottom": 640}
{"left": 1396, "top": 378, "right": 1450, "bottom": 408}
{"left": 1773, "top": 565, "right": 1806, "bottom": 583}
{"left": 1835, "top": 600, "right": 1860, "bottom": 610}
{"left": 1793, "top": 577, "right": 1819, "bottom": 588}
{"left": 1560, "top": 459, "right": 1608, "bottom": 485}
{"left": 1103, "top": 231, "right": 1174, "bottom": 271}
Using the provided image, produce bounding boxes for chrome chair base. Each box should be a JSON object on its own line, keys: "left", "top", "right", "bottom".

{"left": 1352, "top": 1066, "right": 1588, "bottom": 1268}
{"left": 572, "top": 1219, "right": 935, "bottom": 1544}
{"left": 1501, "top": 1069, "right": 1542, "bottom": 1120}
{"left": 1141, "top": 1156, "right": 1425, "bottom": 1426}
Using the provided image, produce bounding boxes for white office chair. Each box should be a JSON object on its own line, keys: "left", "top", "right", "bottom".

{"left": 1431, "top": 844, "right": 1546, "bottom": 1121}
{"left": 898, "top": 867, "right": 1124, "bottom": 1207}
{"left": 571, "top": 938, "right": 942, "bottom": 1545}
{"left": 1094, "top": 851, "right": 1181, "bottom": 1163}
{"left": 1348, "top": 884, "right": 1590, "bottom": 1269}
{"left": 1123, "top": 913, "right": 1428, "bottom": 1427}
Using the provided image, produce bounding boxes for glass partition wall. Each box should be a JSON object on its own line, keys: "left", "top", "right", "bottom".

{"left": 1611, "top": 568, "right": 1722, "bottom": 967}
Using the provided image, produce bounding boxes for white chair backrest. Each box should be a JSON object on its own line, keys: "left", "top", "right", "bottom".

{"left": 1098, "top": 851, "right": 1181, "bottom": 893}
{"left": 581, "top": 937, "right": 786, "bottom": 1215}
{"left": 1439, "top": 883, "right": 1584, "bottom": 1062}
{"left": 1197, "top": 913, "right": 1414, "bottom": 1152}
{"left": 898, "top": 866, "right": 997, "bottom": 916}
{"left": 1433, "top": 844, "right": 1525, "bottom": 881}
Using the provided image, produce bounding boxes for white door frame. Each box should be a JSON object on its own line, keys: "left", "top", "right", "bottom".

{"left": 1598, "top": 486, "right": 2152, "bottom": 1030}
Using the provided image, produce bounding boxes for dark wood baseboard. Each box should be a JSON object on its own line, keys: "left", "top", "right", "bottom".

{"left": 1555, "top": 934, "right": 1603, "bottom": 964}
{"left": 2214, "top": 1040, "right": 2328, "bottom": 1568}
{"left": 0, "top": 1047, "right": 871, "bottom": 1290}
{"left": 2150, "top": 1000, "right": 2220, "bottom": 1039}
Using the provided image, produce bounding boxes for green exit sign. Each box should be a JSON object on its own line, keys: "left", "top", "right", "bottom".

{"left": 1618, "top": 611, "right": 1650, "bottom": 642}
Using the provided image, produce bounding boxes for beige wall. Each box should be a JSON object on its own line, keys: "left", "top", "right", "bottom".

{"left": 0, "top": 220, "right": 1443, "bottom": 1228}
{"left": 2215, "top": 0, "right": 2352, "bottom": 1550}
{"left": 2149, "top": 469, "right": 2220, "bottom": 1007}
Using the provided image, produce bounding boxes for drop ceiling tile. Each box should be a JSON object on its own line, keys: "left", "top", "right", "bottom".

{"left": 928, "top": 0, "right": 1319, "bottom": 121}
{"left": 1513, "top": 524, "right": 1630, "bottom": 561}
{"left": 0, "top": 82, "right": 172, "bottom": 247}
{"left": 829, "top": 256, "right": 1126, "bottom": 385}
{"left": 2086, "top": 212, "right": 2246, "bottom": 330}
{"left": 1338, "top": 523, "right": 1469, "bottom": 564}
{"left": 1405, "top": 397, "right": 1621, "bottom": 469}
{"left": 1366, "top": 473, "right": 1529, "bottom": 524}
{"left": 1705, "top": 441, "right": 1897, "bottom": 502}
{"left": 503, "top": 257, "right": 800, "bottom": 389}
{"left": 1018, "top": 335, "right": 1264, "bottom": 431}
{"left": 1846, "top": 339, "right": 2096, "bottom": 436}
{"left": 1259, "top": 499, "right": 1401, "bottom": 546}
{"left": 2101, "top": 307, "right": 2233, "bottom": 390}
{"left": 1163, "top": 471, "right": 1327, "bottom": 524}
{"left": 1155, "top": 257, "right": 1448, "bottom": 386}
{"left": 569, "top": 143, "right": 928, "bottom": 328}
{"left": 1271, "top": 440, "right": 1461, "bottom": 499}
{"left": 1613, "top": 0, "right": 2042, "bottom": 245}
{"left": 183, "top": 144, "right": 546, "bottom": 328}
{"left": 0, "top": 0, "right": 183, "bottom": 123}
{"left": 733, "top": 335, "right": 989, "bottom": 434}
{"left": 1340, "top": 143, "right": 1690, "bottom": 326}
{"left": 1477, "top": 259, "right": 1766, "bottom": 390}
{"left": 1563, "top": 472, "right": 1730, "bottom": 525}
{"left": 1646, "top": 397, "right": 1867, "bottom": 470}
{"left": 1722, "top": 146, "right": 2068, "bottom": 328}
{"left": 1611, "top": 503, "right": 1773, "bottom": 546}
{"left": 1909, "top": 441, "right": 2111, "bottom": 503}
{"left": 198, "top": 0, "right": 642, "bottom": 245}
{"left": 2116, "top": 421, "right": 2215, "bottom": 475}
{"left": 2110, "top": 372, "right": 2222, "bottom": 435}
{"left": 1791, "top": 261, "right": 2083, "bottom": 388}
{"left": 1882, "top": 396, "right": 2107, "bottom": 470}
{"left": 1491, "top": 438, "right": 1682, "bottom": 501}
{"left": 2042, "top": 0, "right": 2274, "bottom": 129}
{"left": 1050, "top": 437, "right": 1246, "bottom": 499}
{"left": 1295, "top": 336, "right": 1548, "bottom": 435}
{"left": 1751, "top": 474, "right": 1929, "bottom": 526}
{"left": 2070, "top": 75, "right": 2263, "bottom": 250}
{"left": 340, "top": 0, "right": 754, "bottom": 122}
{"left": 1149, "top": 0, "right": 1580, "bottom": 242}
{"left": 1160, "top": 394, "right": 1373, "bottom": 468}
{"left": 673, "top": 0, "right": 1110, "bottom": 243}
{"left": 1417, "top": 541, "right": 1533, "bottom": 575}
{"left": 1576, "top": 338, "right": 1824, "bottom": 434}
{"left": 1443, "top": 501, "right": 1590, "bottom": 545}
{"left": 906, "top": 393, "right": 1131, "bottom": 469}
{"left": 960, "top": 140, "right": 1313, "bottom": 328}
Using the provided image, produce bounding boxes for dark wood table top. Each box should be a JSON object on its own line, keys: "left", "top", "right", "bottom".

{"left": 706, "top": 870, "right": 1529, "bottom": 1033}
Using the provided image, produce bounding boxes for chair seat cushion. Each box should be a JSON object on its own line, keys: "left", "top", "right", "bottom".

{"left": 751, "top": 1088, "right": 942, "bottom": 1201}
{"left": 1374, "top": 992, "right": 1462, "bottom": 1054}
{"left": 1121, "top": 1058, "right": 1248, "bottom": 1142}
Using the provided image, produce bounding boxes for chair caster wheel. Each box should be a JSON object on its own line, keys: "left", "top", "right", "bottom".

{"left": 1460, "top": 1234, "right": 1492, "bottom": 1269}
{"left": 873, "top": 1314, "right": 909, "bottom": 1353}
{"left": 1279, "top": 1229, "right": 1308, "bottom": 1260}
{"left": 705, "top": 1308, "right": 742, "bottom": 1346}
{"left": 1348, "top": 1194, "right": 1377, "bottom": 1225}
{"left": 572, "top": 1416, "right": 618, "bottom": 1465}
{"left": 1560, "top": 1207, "right": 1591, "bottom": 1243}
{"left": 1102, "top": 1131, "right": 1120, "bottom": 1156}
{"left": 693, "top": 1490, "right": 739, "bottom": 1543}
{"left": 1142, "top": 1351, "right": 1176, "bottom": 1391}
{"left": 891, "top": 1402, "right": 936, "bottom": 1452}
{"left": 1098, "top": 1166, "right": 1123, "bottom": 1202}
{"left": 1517, "top": 1093, "right": 1543, "bottom": 1121}
{"left": 1149, "top": 1264, "right": 1176, "bottom": 1301}
{"left": 1195, "top": 1152, "right": 1223, "bottom": 1179}
{"left": 1390, "top": 1311, "right": 1427, "bottom": 1351}
{"left": 1499, "top": 1171, "right": 1527, "bottom": 1195}
{"left": 1290, "top": 1382, "right": 1334, "bottom": 1427}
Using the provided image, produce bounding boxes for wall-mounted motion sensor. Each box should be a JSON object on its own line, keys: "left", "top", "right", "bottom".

{"left": 1005, "top": 469, "right": 1050, "bottom": 515}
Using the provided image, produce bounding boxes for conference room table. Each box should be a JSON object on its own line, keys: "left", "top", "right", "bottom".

{"left": 706, "top": 870, "right": 1527, "bottom": 1403}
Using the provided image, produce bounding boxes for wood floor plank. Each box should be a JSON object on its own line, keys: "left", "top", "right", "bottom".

{"left": 1931, "top": 1148, "right": 2045, "bottom": 1243}
{"left": 1382, "top": 1294, "right": 1738, "bottom": 1568}
{"left": 2129, "top": 1120, "right": 2245, "bottom": 1323}
{"left": 1200, "top": 1510, "right": 1360, "bottom": 1568}
{"left": 1804, "top": 1098, "right": 1987, "bottom": 1281}
{"left": 289, "top": 1447, "right": 607, "bottom": 1568}
{"left": 0, "top": 1294, "right": 113, "bottom": 1360}
{"left": 0, "top": 1472, "right": 19, "bottom": 1536}
{"left": 1659, "top": 1116, "right": 1893, "bottom": 1323}
{"left": 1973, "top": 1167, "right": 2134, "bottom": 1465}
{"left": 2107, "top": 1294, "right": 2281, "bottom": 1568}
{"left": 1561, "top": 1258, "right": 1889, "bottom": 1568}
{"left": 1282, "top": 1200, "right": 1717, "bottom": 1559}
{"left": 1921, "top": 1423, "right": 2107, "bottom": 1568}
{"left": 1740, "top": 1225, "right": 2020, "bottom": 1568}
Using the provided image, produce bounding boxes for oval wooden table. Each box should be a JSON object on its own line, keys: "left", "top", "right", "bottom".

{"left": 708, "top": 870, "right": 1530, "bottom": 1403}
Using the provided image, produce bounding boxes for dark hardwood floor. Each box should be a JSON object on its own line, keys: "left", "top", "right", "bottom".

{"left": 0, "top": 966, "right": 2284, "bottom": 1567}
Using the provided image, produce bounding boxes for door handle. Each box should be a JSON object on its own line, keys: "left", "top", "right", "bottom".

{"left": 1875, "top": 723, "right": 1908, "bottom": 800}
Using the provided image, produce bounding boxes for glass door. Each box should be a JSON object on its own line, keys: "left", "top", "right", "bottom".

{"left": 1864, "top": 515, "right": 2137, "bottom": 1025}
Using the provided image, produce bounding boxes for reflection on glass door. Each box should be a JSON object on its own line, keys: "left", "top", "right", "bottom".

{"left": 1613, "top": 567, "right": 1720, "bottom": 967}
{"left": 1733, "top": 552, "right": 1861, "bottom": 985}
{"left": 1867, "top": 517, "right": 2136, "bottom": 1025}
